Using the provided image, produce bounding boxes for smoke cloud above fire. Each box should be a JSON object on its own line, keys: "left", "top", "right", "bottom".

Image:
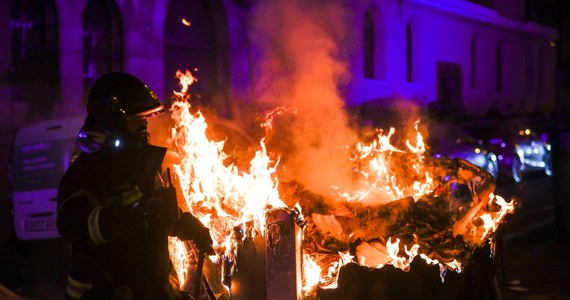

{"left": 250, "top": 0, "right": 359, "bottom": 196}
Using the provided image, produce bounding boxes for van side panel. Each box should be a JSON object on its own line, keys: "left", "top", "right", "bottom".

{"left": 12, "top": 116, "right": 84, "bottom": 240}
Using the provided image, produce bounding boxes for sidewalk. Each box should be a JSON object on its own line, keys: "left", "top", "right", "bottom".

{"left": 494, "top": 175, "right": 570, "bottom": 300}
{"left": 497, "top": 221, "right": 570, "bottom": 300}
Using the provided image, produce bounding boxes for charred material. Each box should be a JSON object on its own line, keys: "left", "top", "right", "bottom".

{"left": 316, "top": 242, "right": 497, "bottom": 300}
{"left": 280, "top": 157, "right": 499, "bottom": 261}
{"left": 278, "top": 156, "right": 509, "bottom": 299}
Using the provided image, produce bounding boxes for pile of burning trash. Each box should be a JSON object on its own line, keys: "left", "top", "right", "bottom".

{"left": 279, "top": 156, "right": 512, "bottom": 299}
{"left": 162, "top": 71, "right": 515, "bottom": 300}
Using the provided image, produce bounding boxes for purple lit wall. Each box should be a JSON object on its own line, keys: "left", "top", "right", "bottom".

{"left": 0, "top": 0, "right": 559, "bottom": 123}
{"left": 344, "top": 0, "right": 558, "bottom": 116}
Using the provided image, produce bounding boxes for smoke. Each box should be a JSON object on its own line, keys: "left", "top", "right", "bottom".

{"left": 250, "top": 0, "right": 360, "bottom": 196}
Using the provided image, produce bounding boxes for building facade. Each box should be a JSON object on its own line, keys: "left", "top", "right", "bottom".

{"left": 0, "top": 0, "right": 560, "bottom": 240}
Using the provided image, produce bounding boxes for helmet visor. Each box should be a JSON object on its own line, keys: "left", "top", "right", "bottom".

{"left": 131, "top": 104, "right": 165, "bottom": 119}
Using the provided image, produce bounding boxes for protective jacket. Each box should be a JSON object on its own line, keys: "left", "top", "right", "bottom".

{"left": 57, "top": 142, "right": 181, "bottom": 300}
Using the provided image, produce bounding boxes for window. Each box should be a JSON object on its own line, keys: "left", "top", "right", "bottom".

{"left": 406, "top": 22, "right": 413, "bottom": 82}
{"left": 363, "top": 10, "right": 375, "bottom": 79}
{"left": 363, "top": 6, "right": 385, "bottom": 80}
{"left": 82, "top": 0, "right": 123, "bottom": 93}
{"left": 8, "top": 0, "right": 60, "bottom": 118}
{"left": 437, "top": 62, "right": 463, "bottom": 112}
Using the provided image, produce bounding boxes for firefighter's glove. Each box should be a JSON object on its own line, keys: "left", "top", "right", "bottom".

{"left": 173, "top": 212, "right": 215, "bottom": 255}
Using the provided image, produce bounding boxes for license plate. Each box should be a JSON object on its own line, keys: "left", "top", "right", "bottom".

{"left": 25, "top": 218, "right": 57, "bottom": 232}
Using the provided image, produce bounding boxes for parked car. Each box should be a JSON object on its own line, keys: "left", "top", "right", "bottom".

{"left": 468, "top": 117, "right": 552, "bottom": 184}
{"left": 427, "top": 122, "right": 499, "bottom": 179}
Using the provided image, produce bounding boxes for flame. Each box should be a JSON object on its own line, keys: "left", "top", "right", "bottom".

{"left": 163, "top": 70, "right": 514, "bottom": 295}
{"left": 168, "top": 237, "right": 191, "bottom": 285}
{"left": 261, "top": 106, "right": 298, "bottom": 136}
{"left": 302, "top": 250, "right": 354, "bottom": 295}
{"left": 337, "top": 122, "right": 434, "bottom": 204}
{"left": 478, "top": 193, "right": 516, "bottom": 241}
{"left": 354, "top": 237, "right": 463, "bottom": 284}
{"left": 169, "top": 88, "right": 285, "bottom": 240}
{"left": 166, "top": 70, "right": 286, "bottom": 286}
{"left": 302, "top": 253, "right": 322, "bottom": 294}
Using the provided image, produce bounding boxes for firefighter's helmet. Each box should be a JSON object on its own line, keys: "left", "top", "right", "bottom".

{"left": 87, "top": 72, "right": 164, "bottom": 118}
{"left": 78, "top": 72, "right": 164, "bottom": 153}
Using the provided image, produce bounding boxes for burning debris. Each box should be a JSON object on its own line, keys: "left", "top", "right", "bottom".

{"left": 280, "top": 157, "right": 511, "bottom": 293}
{"left": 158, "top": 70, "right": 515, "bottom": 300}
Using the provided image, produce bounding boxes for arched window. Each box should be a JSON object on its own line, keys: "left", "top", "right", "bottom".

{"left": 363, "top": 6, "right": 385, "bottom": 80}
{"left": 82, "top": 0, "right": 123, "bottom": 93}
{"left": 496, "top": 43, "right": 502, "bottom": 93}
{"left": 404, "top": 18, "right": 420, "bottom": 83}
{"left": 470, "top": 36, "right": 477, "bottom": 90}
{"left": 8, "top": 0, "right": 59, "bottom": 118}
{"left": 164, "top": 0, "right": 218, "bottom": 107}
{"left": 406, "top": 22, "right": 413, "bottom": 82}
{"left": 363, "top": 10, "right": 374, "bottom": 79}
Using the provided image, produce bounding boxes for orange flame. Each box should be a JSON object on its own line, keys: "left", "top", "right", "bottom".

{"left": 164, "top": 70, "right": 514, "bottom": 294}
{"left": 337, "top": 123, "right": 434, "bottom": 204}
{"left": 167, "top": 70, "right": 286, "bottom": 287}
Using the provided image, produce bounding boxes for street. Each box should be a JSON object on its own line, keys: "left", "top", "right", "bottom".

{"left": 495, "top": 173, "right": 570, "bottom": 300}
{"left": 0, "top": 172, "right": 568, "bottom": 300}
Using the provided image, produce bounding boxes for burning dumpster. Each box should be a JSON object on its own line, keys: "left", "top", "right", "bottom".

{"left": 161, "top": 71, "right": 514, "bottom": 300}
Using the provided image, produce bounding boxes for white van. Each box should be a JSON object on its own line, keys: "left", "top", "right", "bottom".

{"left": 11, "top": 116, "right": 84, "bottom": 240}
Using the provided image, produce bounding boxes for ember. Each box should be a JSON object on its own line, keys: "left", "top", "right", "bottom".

{"left": 160, "top": 70, "right": 515, "bottom": 299}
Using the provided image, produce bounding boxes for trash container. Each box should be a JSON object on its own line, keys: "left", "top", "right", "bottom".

{"left": 549, "top": 128, "right": 570, "bottom": 243}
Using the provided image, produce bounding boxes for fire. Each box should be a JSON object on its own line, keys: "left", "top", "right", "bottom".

{"left": 337, "top": 121, "right": 434, "bottom": 204}
{"left": 302, "top": 254, "right": 321, "bottom": 293}
{"left": 163, "top": 70, "right": 515, "bottom": 296}
{"left": 353, "top": 237, "right": 461, "bottom": 283}
{"left": 168, "top": 237, "right": 191, "bottom": 285}
{"left": 167, "top": 70, "right": 286, "bottom": 286}
{"left": 302, "top": 250, "right": 353, "bottom": 294}
{"left": 478, "top": 193, "right": 516, "bottom": 241}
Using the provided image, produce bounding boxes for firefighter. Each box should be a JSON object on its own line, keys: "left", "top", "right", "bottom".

{"left": 57, "top": 72, "right": 214, "bottom": 299}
